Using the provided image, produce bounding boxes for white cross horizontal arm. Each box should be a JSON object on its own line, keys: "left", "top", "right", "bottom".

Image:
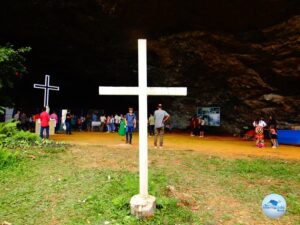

{"left": 48, "top": 86, "right": 60, "bottom": 91}
{"left": 33, "top": 84, "right": 47, "bottom": 89}
{"left": 99, "top": 86, "right": 187, "bottom": 96}
{"left": 33, "top": 84, "right": 60, "bottom": 91}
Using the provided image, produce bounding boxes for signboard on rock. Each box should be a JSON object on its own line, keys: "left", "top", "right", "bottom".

{"left": 197, "top": 107, "right": 221, "bottom": 126}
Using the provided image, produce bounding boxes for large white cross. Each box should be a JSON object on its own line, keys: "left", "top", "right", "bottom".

{"left": 33, "top": 74, "right": 60, "bottom": 107}
{"left": 99, "top": 39, "right": 187, "bottom": 217}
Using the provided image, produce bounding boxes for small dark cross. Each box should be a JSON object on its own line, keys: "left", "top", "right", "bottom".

{"left": 33, "top": 75, "right": 60, "bottom": 107}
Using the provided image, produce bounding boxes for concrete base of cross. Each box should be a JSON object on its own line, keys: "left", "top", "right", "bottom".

{"left": 130, "top": 194, "right": 156, "bottom": 219}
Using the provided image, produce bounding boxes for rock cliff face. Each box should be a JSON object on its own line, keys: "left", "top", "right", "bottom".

{"left": 1, "top": 1, "right": 299, "bottom": 132}
{"left": 147, "top": 16, "right": 300, "bottom": 132}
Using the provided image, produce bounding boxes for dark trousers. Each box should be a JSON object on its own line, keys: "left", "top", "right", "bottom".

{"left": 65, "top": 122, "right": 72, "bottom": 134}
{"left": 40, "top": 126, "right": 49, "bottom": 139}
{"left": 115, "top": 123, "right": 119, "bottom": 132}
{"left": 55, "top": 123, "right": 59, "bottom": 133}
{"left": 126, "top": 126, "right": 134, "bottom": 144}
{"left": 149, "top": 125, "right": 154, "bottom": 136}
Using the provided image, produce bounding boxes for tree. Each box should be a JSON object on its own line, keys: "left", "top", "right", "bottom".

{"left": 0, "top": 44, "right": 31, "bottom": 105}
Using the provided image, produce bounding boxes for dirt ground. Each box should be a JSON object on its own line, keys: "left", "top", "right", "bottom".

{"left": 52, "top": 131, "right": 300, "bottom": 160}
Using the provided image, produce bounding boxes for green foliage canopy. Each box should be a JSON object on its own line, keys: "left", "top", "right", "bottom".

{"left": 0, "top": 44, "right": 31, "bottom": 105}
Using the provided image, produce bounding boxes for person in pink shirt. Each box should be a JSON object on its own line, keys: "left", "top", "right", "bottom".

{"left": 50, "top": 111, "right": 59, "bottom": 133}
{"left": 40, "top": 107, "right": 50, "bottom": 139}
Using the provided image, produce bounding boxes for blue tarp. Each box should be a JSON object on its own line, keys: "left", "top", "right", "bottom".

{"left": 277, "top": 130, "right": 300, "bottom": 145}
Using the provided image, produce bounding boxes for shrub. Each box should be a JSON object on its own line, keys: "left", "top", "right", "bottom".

{"left": 0, "top": 120, "right": 19, "bottom": 138}
{"left": 2, "top": 130, "right": 41, "bottom": 148}
{"left": 0, "top": 121, "right": 67, "bottom": 149}
{"left": 0, "top": 147, "right": 19, "bottom": 169}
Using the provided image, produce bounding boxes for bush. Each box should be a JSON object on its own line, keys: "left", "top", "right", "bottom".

{"left": 0, "top": 121, "right": 67, "bottom": 149}
{"left": 0, "top": 120, "right": 19, "bottom": 138}
{"left": 0, "top": 121, "right": 67, "bottom": 169}
{"left": 0, "top": 147, "right": 19, "bottom": 169}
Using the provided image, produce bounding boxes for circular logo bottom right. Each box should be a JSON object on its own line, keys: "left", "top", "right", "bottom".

{"left": 262, "top": 194, "right": 286, "bottom": 219}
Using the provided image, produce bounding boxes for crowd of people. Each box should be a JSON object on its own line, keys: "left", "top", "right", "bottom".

{"left": 188, "top": 114, "right": 279, "bottom": 149}
{"left": 10, "top": 106, "right": 280, "bottom": 149}
{"left": 10, "top": 109, "right": 59, "bottom": 133}
{"left": 252, "top": 115, "right": 278, "bottom": 149}
{"left": 10, "top": 104, "right": 171, "bottom": 148}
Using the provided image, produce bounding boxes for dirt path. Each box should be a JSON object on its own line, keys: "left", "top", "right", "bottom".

{"left": 52, "top": 132, "right": 300, "bottom": 160}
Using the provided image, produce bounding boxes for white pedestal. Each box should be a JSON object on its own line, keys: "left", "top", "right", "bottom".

{"left": 91, "top": 121, "right": 101, "bottom": 131}
{"left": 130, "top": 194, "right": 156, "bottom": 219}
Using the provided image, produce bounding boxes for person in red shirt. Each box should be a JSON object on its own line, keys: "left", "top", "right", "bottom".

{"left": 40, "top": 106, "right": 50, "bottom": 139}
{"left": 33, "top": 113, "right": 40, "bottom": 122}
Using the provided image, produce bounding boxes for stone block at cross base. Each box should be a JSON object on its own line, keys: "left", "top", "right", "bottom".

{"left": 130, "top": 194, "right": 156, "bottom": 219}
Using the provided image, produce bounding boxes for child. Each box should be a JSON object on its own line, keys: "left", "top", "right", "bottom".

{"left": 270, "top": 125, "right": 278, "bottom": 148}
{"left": 255, "top": 125, "right": 264, "bottom": 148}
{"left": 118, "top": 114, "right": 126, "bottom": 137}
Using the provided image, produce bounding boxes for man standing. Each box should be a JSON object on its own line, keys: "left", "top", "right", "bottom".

{"left": 198, "top": 116, "right": 205, "bottom": 138}
{"left": 65, "top": 111, "right": 72, "bottom": 135}
{"left": 19, "top": 112, "right": 28, "bottom": 130}
{"left": 125, "top": 107, "right": 136, "bottom": 144}
{"left": 114, "top": 113, "right": 120, "bottom": 132}
{"left": 100, "top": 114, "right": 106, "bottom": 132}
{"left": 40, "top": 107, "right": 50, "bottom": 139}
{"left": 14, "top": 110, "right": 20, "bottom": 121}
{"left": 154, "top": 104, "right": 170, "bottom": 149}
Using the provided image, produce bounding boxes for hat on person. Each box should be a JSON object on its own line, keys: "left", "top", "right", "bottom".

{"left": 157, "top": 103, "right": 162, "bottom": 108}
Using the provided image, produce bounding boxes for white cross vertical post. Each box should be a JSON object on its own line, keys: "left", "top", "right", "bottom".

{"left": 33, "top": 74, "right": 60, "bottom": 107}
{"left": 99, "top": 39, "right": 187, "bottom": 218}
{"left": 138, "top": 39, "right": 148, "bottom": 197}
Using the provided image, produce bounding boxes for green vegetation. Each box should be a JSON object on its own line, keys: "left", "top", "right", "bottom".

{"left": 0, "top": 123, "right": 299, "bottom": 224}
{"left": 0, "top": 106, "right": 4, "bottom": 115}
{"left": 0, "top": 121, "right": 66, "bottom": 149}
{"left": 0, "top": 44, "right": 31, "bottom": 104}
{"left": 0, "top": 121, "right": 67, "bottom": 171}
{"left": 0, "top": 149, "right": 193, "bottom": 225}
{"left": 0, "top": 143, "right": 299, "bottom": 225}
{"left": 0, "top": 147, "right": 19, "bottom": 169}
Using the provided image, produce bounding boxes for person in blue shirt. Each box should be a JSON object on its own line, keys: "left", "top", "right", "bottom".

{"left": 92, "top": 112, "right": 98, "bottom": 122}
{"left": 125, "top": 107, "right": 136, "bottom": 144}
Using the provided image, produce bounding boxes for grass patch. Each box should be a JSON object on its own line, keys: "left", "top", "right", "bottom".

{"left": 0, "top": 146, "right": 299, "bottom": 224}
{"left": 176, "top": 152, "right": 300, "bottom": 222}
{"left": 0, "top": 121, "right": 68, "bottom": 172}
{"left": 0, "top": 147, "right": 20, "bottom": 169}
{"left": 0, "top": 148, "right": 195, "bottom": 225}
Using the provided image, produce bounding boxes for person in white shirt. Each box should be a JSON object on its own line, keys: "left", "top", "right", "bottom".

{"left": 253, "top": 117, "right": 267, "bottom": 147}
{"left": 114, "top": 114, "right": 120, "bottom": 132}
{"left": 253, "top": 117, "right": 267, "bottom": 128}
{"left": 198, "top": 116, "right": 205, "bottom": 138}
{"left": 109, "top": 116, "right": 115, "bottom": 132}
{"left": 100, "top": 115, "right": 106, "bottom": 132}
